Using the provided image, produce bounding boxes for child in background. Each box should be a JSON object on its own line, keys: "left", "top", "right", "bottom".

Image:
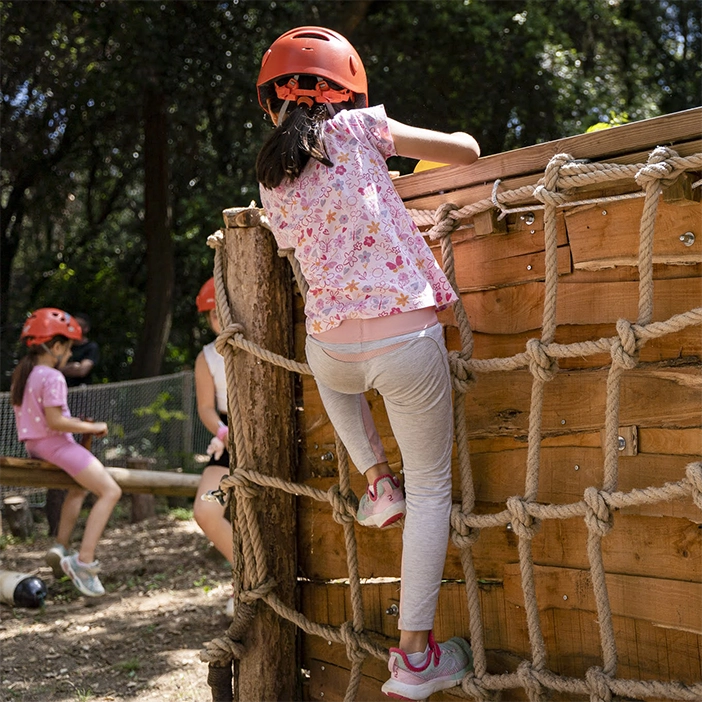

{"left": 255, "top": 26, "right": 480, "bottom": 700}
{"left": 11, "top": 308, "right": 122, "bottom": 597}
{"left": 192, "top": 278, "right": 235, "bottom": 615}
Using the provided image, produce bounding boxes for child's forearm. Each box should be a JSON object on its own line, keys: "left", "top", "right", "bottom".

{"left": 47, "top": 414, "right": 98, "bottom": 434}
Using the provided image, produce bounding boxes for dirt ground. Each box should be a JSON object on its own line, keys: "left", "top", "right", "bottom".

{"left": 1, "top": 500, "right": 234, "bottom": 702}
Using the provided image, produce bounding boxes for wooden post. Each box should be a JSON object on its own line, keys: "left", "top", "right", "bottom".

{"left": 125, "top": 457, "right": 157, "bottom": 522}
{"left": 221, "top": 207, "right": 298, "bottom": 702}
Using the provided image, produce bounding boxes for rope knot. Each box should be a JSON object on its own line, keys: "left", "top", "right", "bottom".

{"left": 533, "top": 153, "right": 574, "bottom": 207}
{"left": 221, "top": 469, "right": 260, "bottom": 499}
{"left": 583, "top": 487, "right": 613, "bottom": 536}
{"left": 327, "top": 483, "right": 358, "bottom": 525}
{"left": 214, "top": 322, "right": 246, "bottom": 357}
{"left": 448, "top": 351, "right": 475, "bottom": 393}
{"left": 685, "top": 462, "right": 702, "bottom": 511}
{"left": 428, "top": 202, "right": 461, "bottom": 241}
{"left": 239, "top": 577, "right": 276, "bottom": 604}
{"left": 461, "top": 671, "right": 499, "bottom": 701}
{"left": 506, "top": 496, "right": 541, "bottom": 539}
{"left": 635, "top": 146, "right": 679, "bottom": 189}
{"left": 450, "top": 504, "right": 480, "bottom": 549}
{"left": 339, "top": 621, "right": 367, "bottom": 665}
{"left": 611, "top": 319, "right": 638, "bottom": 369}
{"left": 585, "top": 666, "right": 613, "bottom": 702}
{"left": 526, "top": 338, "right": 558, "bottom": 382}
{"left": 200, "top": 635, "right": 247, "bottom": 664}
{"left": 517, "top": 661, "right": 547, "bottom": 702}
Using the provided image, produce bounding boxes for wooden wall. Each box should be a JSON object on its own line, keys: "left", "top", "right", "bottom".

{"left": 294, "top": 108, "right": 702, "bottom": 701}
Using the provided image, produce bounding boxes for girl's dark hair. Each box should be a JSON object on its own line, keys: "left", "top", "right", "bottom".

{"left": 256, "top": 102, "right": 333, "bottom": 189}
{"left": 10, "top": 335, "right": 67, "bottom": 406}
{"left": 256, "top": 75, "right": 354, "bottom": 189}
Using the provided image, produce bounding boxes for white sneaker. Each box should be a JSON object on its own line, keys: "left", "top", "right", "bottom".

{"left": 60, "top": 553, "right": 105, "bottom": 597}
{"left": 381, "top": 633, "right": 473, "bottom": 700}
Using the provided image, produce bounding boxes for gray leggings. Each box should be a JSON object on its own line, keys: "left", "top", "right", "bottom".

{"left": 305, "top": 323, "right": 453, "bottom": 631}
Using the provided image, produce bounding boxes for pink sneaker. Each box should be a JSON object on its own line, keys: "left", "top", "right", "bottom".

{"left": 357, "top": 474, "right": 405, "bottom": 528}
{"left": 381, "top": 633, "right": 473, "bottom": 700}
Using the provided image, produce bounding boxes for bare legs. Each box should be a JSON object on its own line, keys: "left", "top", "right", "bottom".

{"left": 65, "top": 458, "right": 122, "bottom": 563}
{"left": 194, "top": 465, "right": 234, "bottom": 563}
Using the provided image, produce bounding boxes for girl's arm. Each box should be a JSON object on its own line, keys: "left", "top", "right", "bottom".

{"left": 44, "top": 406, "right": 108, "bottom": 437}
{"left": 195, "top": 351, "right": 223, "bottom": 436}
{"left": 387, "top": 118, "right": 480, "bottom": 166}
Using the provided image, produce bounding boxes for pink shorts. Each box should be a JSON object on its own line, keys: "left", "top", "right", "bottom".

{"left": 24, "top": 435, "right": 96, "bottom": 477}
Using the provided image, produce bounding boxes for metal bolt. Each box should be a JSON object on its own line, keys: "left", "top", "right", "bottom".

{"left": 320, "top": 451, "right": 334, "bottom": 461}
{"left": 601, "top": 210, "right": 607, "bottom": 216}
{"left": 574, "top": 465, "right": 580, "bottom": 471}
{"left": 328, "top": 641, "right": 332, "bottom": 646}
{"left": 530, "top": 229, "right": 536, "bottom": 234}
{"left": 320, "top": 693, "right": 324, "bottom": 698}
{"left": 560, "top": 419, "right": 566, "bottom": 425}
{"left": 679, "top": 231, "right": 695, "bottom": 247}
{"left": 506, "top": 522, "right": 513, "bottom": 532}
{"left": 526, "top": 264, "right": 533, "bottom": 271}
{"left": 563, "top": 595, "right": 568, "bottom": 601}
{"left": 521, "top": 212, "right": 536, "bottom": 226}
{"left": 385, "top": 604, "right": 399, "bottom": 616}
{"left": 321, "top": 666, "right": 325, "bottom": 671}
{"left": 618, "top": 436, "right": 626, "bottom": 451}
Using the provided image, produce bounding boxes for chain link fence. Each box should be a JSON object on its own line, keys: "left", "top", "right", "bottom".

{"left": 1, "top": 371, "right": 211, "bottom": 507}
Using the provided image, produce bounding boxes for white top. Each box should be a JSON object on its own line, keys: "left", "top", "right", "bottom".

{"left": 202, "top": 341, "right": 227, "bottom": 415}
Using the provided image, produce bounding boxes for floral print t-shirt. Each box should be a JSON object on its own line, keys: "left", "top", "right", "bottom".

{"left": 259, "top": 105, "right": 456, "bottom": 334}
{"left": 13, "top": 365, "right": 73, "bottom": 441}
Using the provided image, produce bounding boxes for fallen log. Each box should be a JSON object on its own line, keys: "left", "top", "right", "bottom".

{"left": 0, "top": 456, "right": 200, "bottom": 497}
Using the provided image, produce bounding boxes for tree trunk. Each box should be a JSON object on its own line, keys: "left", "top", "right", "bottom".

{"left": 221, "top": 209, "right": 298, "bottom": 702}
{"left": 132, "top": 84, "right": 173, "bottom": 379}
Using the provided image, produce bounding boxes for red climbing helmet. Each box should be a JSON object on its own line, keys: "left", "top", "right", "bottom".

{"left": 20, "top": 308, "right": 82, "bottom": 347}
{"left": 196, "top": 277, "right": 216, "bottom": 312}
{"left": 257, "top": 26, "right": 368, "bottom": 112}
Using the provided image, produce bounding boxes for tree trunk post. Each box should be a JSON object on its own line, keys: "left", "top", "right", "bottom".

{"left": 3, "top": 495, "right": 34, "bottom": 538}
{"left": 125, "top": 457, "right": 157, "bottom": 522}
{"left": 220, "top": 207, "right": 298, "bottom": 702}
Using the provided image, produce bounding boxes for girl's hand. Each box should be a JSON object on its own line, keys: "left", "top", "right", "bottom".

{"left": 91, "top": 422, "right": 109, "bottom": 437}
{"left": 207, "top": 436, "right": 225, "bottom": 461}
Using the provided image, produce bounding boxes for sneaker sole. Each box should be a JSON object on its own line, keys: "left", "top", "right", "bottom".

{"left": 381, "top": 670, "right": 465, "bottom": 700}
{"left": 358, "top": 503, "right": 406, "bottom": 529}
{"left": 60, "top": 558, "right": 105, "bottom": 597}
{"left": 45, "top": 551, "right": 64, "bottom": 579}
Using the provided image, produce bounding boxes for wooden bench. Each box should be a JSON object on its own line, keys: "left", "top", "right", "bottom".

{"left": 0, "top": 456, "right": 199, "bottom": 497}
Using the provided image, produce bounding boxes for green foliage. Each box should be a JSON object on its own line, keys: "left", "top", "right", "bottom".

{"left": 133, "top": 391, "right": 186, "bottom": 434}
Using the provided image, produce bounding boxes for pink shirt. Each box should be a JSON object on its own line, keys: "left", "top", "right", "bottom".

{"left": 259, "top": 105, "right": 455, "bottom": 335}
{"left": 13, "top": 365, "right": 72, "bottom": 441}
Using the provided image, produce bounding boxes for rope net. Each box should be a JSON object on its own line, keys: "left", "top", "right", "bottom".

{"left": 201, "top": 147, "right": 702, "bottom": 702}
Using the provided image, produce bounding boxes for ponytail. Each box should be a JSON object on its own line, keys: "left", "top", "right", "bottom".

{"left": 10, "top": 334, "right": 69, "bottom": 406}
{"left": 10, "top": 349, "right": 40, "bottom": 407}
{"left": 256, "top": 103, "right": 333, "bottom": 189}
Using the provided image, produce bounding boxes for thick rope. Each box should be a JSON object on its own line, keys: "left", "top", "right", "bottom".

{"left": 201, "top": 148, "right": 702, "bottom": 702}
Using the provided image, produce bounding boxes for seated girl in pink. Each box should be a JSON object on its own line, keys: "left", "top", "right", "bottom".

{"left": 11, "top": 308, "right": 121, "bottom": 598}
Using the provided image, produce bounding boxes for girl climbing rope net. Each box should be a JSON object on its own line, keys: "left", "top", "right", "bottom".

{"left": 255, "top": 25, "right": 480, "bottom": 700}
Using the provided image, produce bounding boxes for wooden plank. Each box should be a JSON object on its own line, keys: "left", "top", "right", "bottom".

{"left": 565, "top": 199, "right": 702, "bottom": 269}
{"left": 464, "top": 367, "right": 702, "bottom": 437}
{"left": 446, "top": 323, "right": 702, "bottom": 370}
{"left": 0, "top": 457, "right": 199, "bottom": 497}
{"left": 469, "top": 448, "right": 702, "bottom": 522}
{"left": 460, "top": 276, "right": 701, "bottom": 334}
{"left": 394, "top": 107, "right": 702, "bottom": 201}
{"left": 503, "top": 564, "right": 702, "bottom": 634}
{"left": 298, "top": 471, "right": 701, "bottom": 581}
{"left": 400, "top": 137, "right": 702, "bottom": 213}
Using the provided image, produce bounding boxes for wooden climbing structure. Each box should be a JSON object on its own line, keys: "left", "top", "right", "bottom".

{"left": 203, "top": 107, "right": 702, "bottom": 702}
